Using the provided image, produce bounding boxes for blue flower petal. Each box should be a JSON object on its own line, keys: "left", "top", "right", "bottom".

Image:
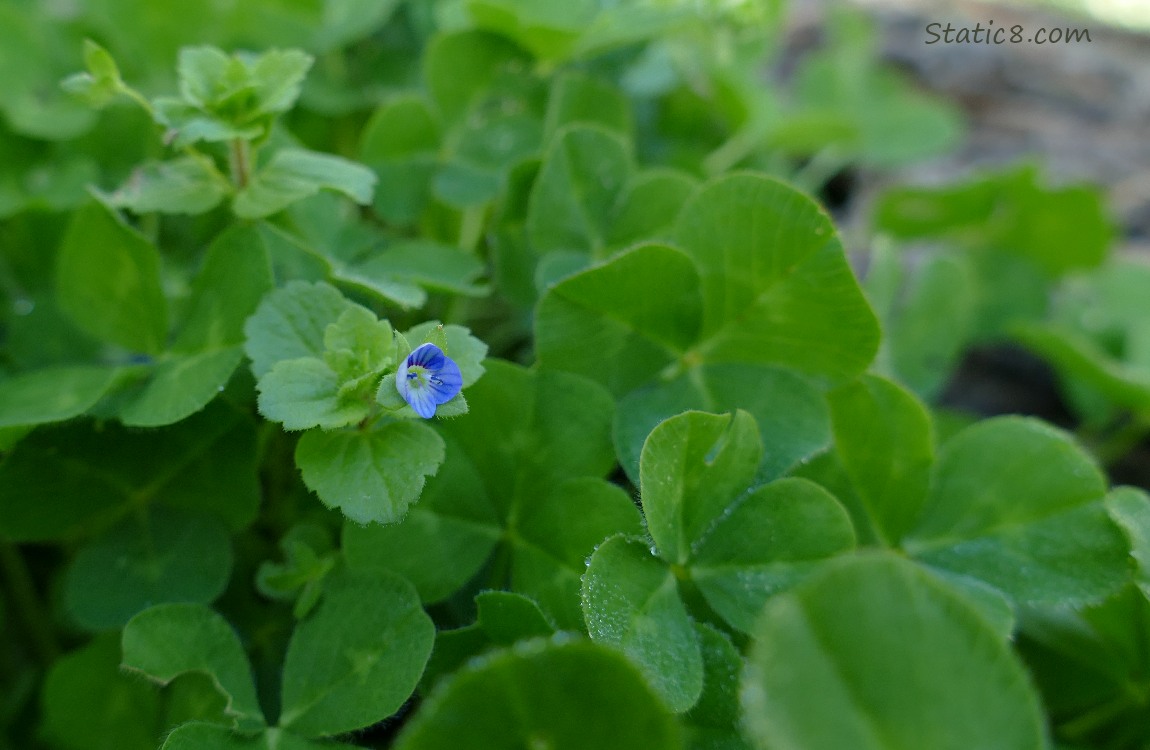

{"left": 404, "top": 382, "right": 438, "bottom": 418}
{"left": 396, "top": 342, "right": 463, "bottom": 418}
{"left": 408, "top": 343, "right": 445, "bottom": 370}
{"left": 428, "top": 359, "right": 463, "bottom": 405}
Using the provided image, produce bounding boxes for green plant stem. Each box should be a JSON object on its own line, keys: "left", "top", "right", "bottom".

{"left": 790, "top": 145, "right": 849, "bottom": 194}
{"left": 230, "top": 138, "right": 252, "bottom": 189}
{"left": 116, "top": 82, "right": 155, "bottom": 118}
{"left": 0, "top": 542, "right": 60, "bottom": 665}
{"left": 702, "top": 124, "right": 762, "bottom": 177}
{"left": 458, "top": 204, "right": 487, "bottom": 253}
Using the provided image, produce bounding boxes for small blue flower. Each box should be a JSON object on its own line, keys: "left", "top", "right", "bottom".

{"left": 396, "top": 343, "right": 463, "bottom": 418}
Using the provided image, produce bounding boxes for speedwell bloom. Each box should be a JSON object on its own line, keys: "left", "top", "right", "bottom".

{"left": 396, "top": 343, "right": 462, "bottom": 418}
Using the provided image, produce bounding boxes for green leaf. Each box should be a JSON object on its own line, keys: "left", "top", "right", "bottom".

{"left": 55, "top": 201, "right": 168, "bottom": 354}
{"left": 742, "top": 553, "right": 1046, "bottom": 750}
{"left": 1014, "top": 586, "right": 1150, "bottom": 740}
{"left": 153, "top": 98, "right": 263, "bottom": 148}
{"left": 176, "top": 226, "right": 275, "bottom": 352}
{"left": 924, "top": 568, "right": 1016, "bottom": 641}
{"left": 874, "top": 166, "right": 1111, "bottom": 277}
{"left": 1012, "top": 321, "right": 1150, "bottom": 416}
{"left": 346, "top": 361, "right": 635, "bottom": 624}
{"left": 431, "top": 161, "right": 502, "bottom": 208}
{"left": 63, "top": 507, "right": 232, "bottom": 630}
{"left": 423, "top": 31, "right": 530, "bottom": 125}
{"left": 527, "top": 125, "right": 631, "bottom": 257}
{"left": 248, "top": 49, "right": 314, "bottom": 114}
{"left": 40, "top": 635, "right": 161, "bottom": 750}
{"left": 322, "top": 306, "right": 394, "bottom": 381}
{"left": 606, "top": 169, "right": 698, "bottom": 250}
{"left": 691, "top": 478, "right": 856, "bottom": 633}
{"left": 244, "top": 281, "right": 351, "bottom": 378}
{"left": 419, "top": 591, "right": 556, "bottom": 691}
{"left": 342, "top": 438, "right": 501, "bottom": 603}
{"left": 394, "top": 638, "right": 683, "bottom": 750}
{"left": 0, "top": 365, "right": 121, "bottom": 428}
{"left": 905, "top": 417, "right": 1128, "bottom": 606}
{"left": 544, "top": 71, "right": 632, "bottom": 141}
{"left": 535, "top": 243, "right": 702, "bottom": 395}
{"left": 349, "top": 241, "right": 488, "bottom": 299}
{"left": 312, "top": 0, "right": 402, "bottom": 52}
{"left": 176, "top": 46, "right": 237, "bottom": 107}
{"left": 466, "top": 0, "right": 601, "bottom": 62}
{"left": 1106, "top": 487, "right": 1150, "bottom": 599}
{"left": 827, "top": 374, "right": 933, "bottom": 545}
{"left": 435, "top": 361, "right": 618, "bottom": 509}
{"left": 121, "top": 224, "right": 274, "bottom": 426}
{"left": 234, "top": 148, "right": 376, "bottom": 219}
{"left": 674, "top": 174, "right": 878, "bottom": 382}
{"left": 359, "top": 94, "right": 441, "bottom": 225}
{"left": 122, "top": 603, "right": 265, "bottom": 730}
{"left": 615, "top": 364, "right": 830, "bottom": 486}
{"left": 872, "top": 249, "right": 976, "bottom": 400}
{"left": 295, "top": 421, "right": 445, "bottom": 524}
{"left": 160, "top": 724, "right": 351, "bottom": 750}
{"left": 108, "top": 157, "right": 231, "bottom": 215}
{"left": 640, "top": 411, "right": 762, "bottom": 566}
{"left": 582, "top": 535, "right": 704, "bottom": 712}
{"left": 475, "top": 590, "right": 555, "bottom": 645}
{"left": 256, "top": 524, "right": 337, "bottom": 619}
{"left": 120, "top": 347, "right": 246, "bottom": 427}
{"left": 512, "top": 478, "right": 643, "bottom": 628}
{"left": 0, "top": 402, "right": 260, "bottom": 540}
{"left": 279, "top": 570, "right": 434, "bottom": 737}
{"left": 684, "top": 624, "right": 750, "bottom": 749}
{"left": 59, "top": 40, "right": 124, "bottom": 109}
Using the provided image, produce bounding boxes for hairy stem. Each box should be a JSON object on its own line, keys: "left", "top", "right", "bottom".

{"left": 230, "top": 138, "right": 252, "bottom": 189}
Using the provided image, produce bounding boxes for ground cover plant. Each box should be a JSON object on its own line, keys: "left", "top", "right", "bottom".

{"left": 1, "top": 1, "right": 1148, "bottom": 749}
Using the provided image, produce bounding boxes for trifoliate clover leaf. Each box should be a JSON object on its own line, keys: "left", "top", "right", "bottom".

{"left": 159, "top": 46, "right": 314, "bottom": 148}
{"left": 60, "top": 40, "right": 125, "bottom": 108}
